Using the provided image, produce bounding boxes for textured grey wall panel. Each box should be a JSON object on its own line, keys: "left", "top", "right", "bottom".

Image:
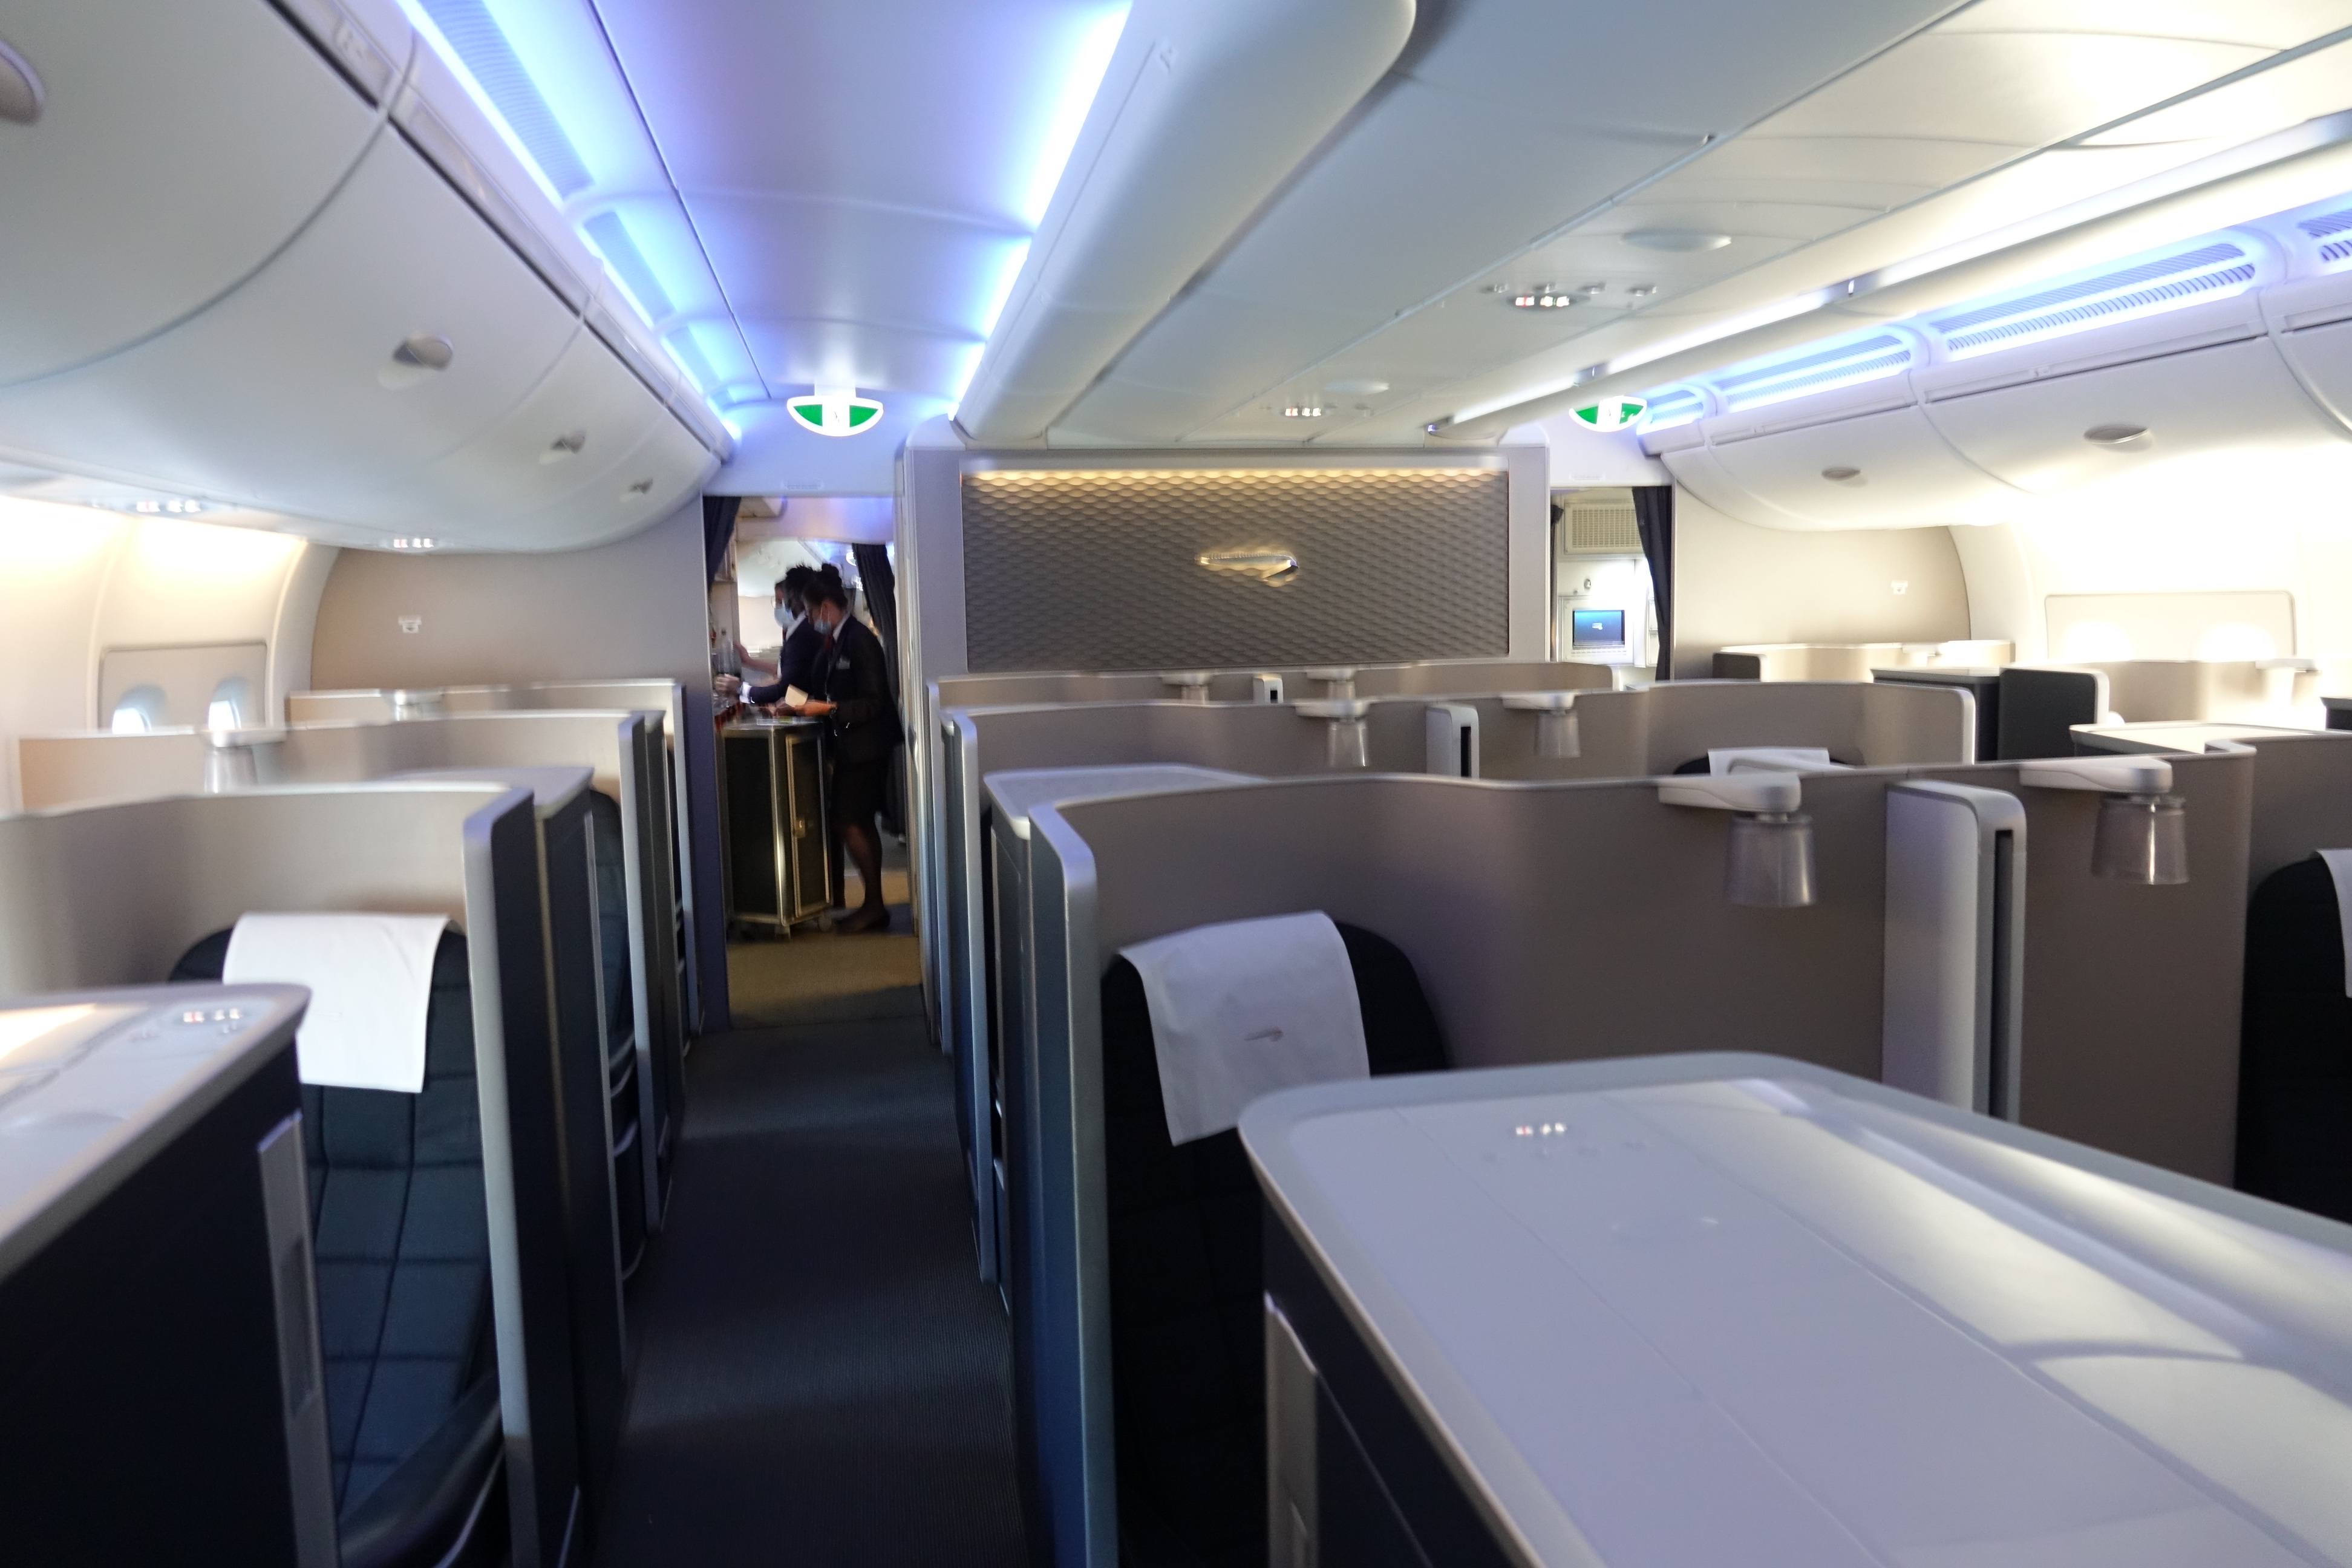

{"left": 961, "top": 467, "right": 1509, "bottom": 673}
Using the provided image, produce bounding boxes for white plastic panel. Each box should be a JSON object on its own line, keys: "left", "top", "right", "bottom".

{"left": 1656, "top": 442, "right": 1789, "bottom": 528}
{"left": 1247, "top": 1062, "right": 2352, "bottom": 1568}
{"left": 1701, "top": 407, "right": 2019, "bottom": 531}
{"left": 465, "top": 411, "right": 715, "bottom": 550}
{"left": 1924, "top": 337, "right": 2346, "bottom": 495}
{"left": 2262, "top": 269, "right": 2352, "bottom": 335}
{"left": 2272, "top": 315, "right": 2352, "bottom": 433}
{"left": 0, "top": 128, "right": 578, "bottom": 518}
{"left": 0, "top": 0, "right": 385, "bottom": 386}
{"left": 350, "top": 323, "right": 666, "bottom": 529}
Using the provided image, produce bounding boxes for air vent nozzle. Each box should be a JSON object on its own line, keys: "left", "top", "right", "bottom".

{"left": 542, "top": 430, "right": 589, "bottom": 464}
{"left": 2083, "top": 424, "right": 2151, "bottom": 449}
{"left": 379, "top": 334, "right": 454, "bottom": 390}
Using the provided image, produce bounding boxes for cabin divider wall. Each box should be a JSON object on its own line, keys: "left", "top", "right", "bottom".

{"left": 900, "top": 435, "right": 1555, "bottom": 1042}
{"left": 1013, "top": 753, "right": 2255, "bottom": 1567}
{"left": 0, "top": 783, "right": 595, "bottom": 1568}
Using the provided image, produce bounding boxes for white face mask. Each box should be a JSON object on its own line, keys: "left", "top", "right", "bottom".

{"left": 774, "top": 603, "right": 798, "bottom": 630}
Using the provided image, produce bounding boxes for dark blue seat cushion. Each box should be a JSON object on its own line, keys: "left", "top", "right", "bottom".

{"left": 172, "top": 928, "right": 495, "bottom": 1521}
{"left": 1102, "top": 921, "right": 1446, "bottom": 1567}
{"left": 2238, "top": 856, "right": 2352, "bottom": 1221}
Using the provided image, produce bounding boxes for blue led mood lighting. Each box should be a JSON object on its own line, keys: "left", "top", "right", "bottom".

{"left": 394, "top": 0, "right": 1130, "bottom": 429}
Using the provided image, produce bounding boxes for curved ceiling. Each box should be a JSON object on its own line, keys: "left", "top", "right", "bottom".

{"left": 414, "top": 0, "right": 1132, "bottom": 492}
{"left": 1042, "top": 0, "right": 2352, "bottom": 448}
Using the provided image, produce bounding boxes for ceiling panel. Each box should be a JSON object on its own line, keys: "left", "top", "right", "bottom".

{"left": 1757, "top": 34, "right": 2269, "bottom": 145}
{"left": 1199, "top": 81, "right": 1697, "bottom": 313}
{"left": 1051, "top": 378, "right": 1244, "bottom": 445}
{"left": 1057, "top": 0, "right": 2352, "bottom": 449}
{"left": 1106, "top": 292, "right": 1390, "bottom": 400}
{"left": 1296, "top": 290, "right": 1612, "bottom": 387}
{"left": 1936, "top": 0, "right": 2352, "bottom": 49}
{"left": 586, "top": 0, "right": 1127, "bottom": 480}
{"left": 2083, "top": 38, "right": 2352, "bottom": 147}
{"left": 733, "top": 316, "right": 981, "bottom": 401}
{"left": 1397, "top": 0, "right": 1961, "bottom": 141}
{"left": 1683, "top": 135, "right": 2046, "bottom": 189}
{"left": 596, "top": 0, "right": 1105, "bottom": 232}
{"left": 684, "top": 193, "right": 1027, "bottom": 344}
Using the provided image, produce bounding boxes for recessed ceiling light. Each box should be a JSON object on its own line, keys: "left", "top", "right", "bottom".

{"left": 1623, "top": 230, "right": 1732, "bottom": 253}
{"left": 1512, "top": 284, "right": 1578, "bottom": 310}
{"left": 93, "top": 497, "right": 207, "bottom": 516}
{"left": 387, "top": 537, "right": 440, "bottom": 550}
{"left": 1626, "top": 284, "right": 1658, "bottom": 298}
{"left": 1282, "top": 405, "right": 1325, "bottom": 418}
{"left": 0, "top": 38, "right": 43, "bottom": 125}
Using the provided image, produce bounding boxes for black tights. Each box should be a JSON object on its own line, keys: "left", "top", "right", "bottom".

{"left": 841, "top": 816, "right": 884, "bottom": 913}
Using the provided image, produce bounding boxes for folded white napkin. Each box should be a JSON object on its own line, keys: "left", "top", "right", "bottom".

{"left": 223, "top": 913, "right": 450, "bottom": 1092}
{"left": 1120, "top": 911, "right": 1367, "bottom": 1145}
{"left": 2318, "top": 851, "right": 2352, "bottom": 998}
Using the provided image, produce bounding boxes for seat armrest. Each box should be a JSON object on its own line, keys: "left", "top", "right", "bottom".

{"left": 337, "top": 1377, "right": 503, "bottom": 1568}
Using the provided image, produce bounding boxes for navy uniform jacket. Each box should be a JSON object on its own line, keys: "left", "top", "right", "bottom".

{"left": 812, "top": 617, "right": 903, "bottom": 764}
{"left": 746, "top": 618, "right": 825, "bottom": 706}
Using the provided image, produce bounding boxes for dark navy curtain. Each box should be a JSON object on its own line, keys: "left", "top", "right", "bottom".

{"left": 1632, "top": 486, "right": 1674, "bottom": 680}
{"left": 701, "top": 495, "right": 741, "bottom": 583}
{"left": 851, "top": 541, "right": 907, "bottom": 837}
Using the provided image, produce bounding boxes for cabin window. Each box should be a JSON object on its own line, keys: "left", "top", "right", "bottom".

{"left": 109, "top": 685, "right": 165, "bottom": 734}
{"left": 205, "top": 675, "right": 252, "bottom": 732}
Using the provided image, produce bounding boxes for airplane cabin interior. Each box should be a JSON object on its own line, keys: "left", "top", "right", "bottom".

{"left": 8, "top": 1, "right": 2352, "bottom": 1564}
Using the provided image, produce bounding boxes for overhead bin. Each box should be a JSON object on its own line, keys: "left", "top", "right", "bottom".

{"left": 1631, "top": 223, "right": 2352, "bottom": 528}
{"left": 0, "top": 126, "right": 578, "bottom": 515}
{"left": 463, "top": 402, "right": 716, "bottom": 550}
{"left": 353, "top": 318, "right": 671, "bottom": 538}
{"left": 0, "top": 0, "right": 724, "bottom": 546}
{"left": 1921, "top": 336, "right": 2344, "bottom": 494}
{"left": 2265, "top": 269, "right": 2352, "bottom": 427}
{"left": 0, "top": 0, "right": 383, "bottom": 388}
{"left": 1690, "top": 404, "right": 2020, "bottom": 531}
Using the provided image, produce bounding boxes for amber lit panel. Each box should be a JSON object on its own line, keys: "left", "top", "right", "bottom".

{"left": 959, "top": 466, "right": 1508, "bottom": 673}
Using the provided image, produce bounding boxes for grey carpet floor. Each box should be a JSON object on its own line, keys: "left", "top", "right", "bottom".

{"left": 592, "top": 958, "right": 1027, "bottom": 1565}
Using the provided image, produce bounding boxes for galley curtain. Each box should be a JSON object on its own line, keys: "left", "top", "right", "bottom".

{"left": 1632, "top": 485, "right": 1675, "bottom": 681}
{"left": 852, "top": 541, "right": 909, "bottom": 837}
{"left": 701, "top": 495, "right": 742, "bottom": 583}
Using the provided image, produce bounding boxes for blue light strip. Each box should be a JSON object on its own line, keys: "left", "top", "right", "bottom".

{"left": 399, "top": 0, "right": 1143, "bottom": 426}
{"left": 413, "top": 0, "right": 593, "bottom": 197}
{"left": 580, "top": 211, "right": 673, "bottom": 322}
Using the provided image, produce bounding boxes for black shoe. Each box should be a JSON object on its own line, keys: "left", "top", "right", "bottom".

{"left": 840, "top": 906, "right": 890, "bottom": 934}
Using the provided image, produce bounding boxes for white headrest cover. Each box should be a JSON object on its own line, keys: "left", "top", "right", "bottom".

{"left": 1120, "top": 911, "right": 1367, "bottom": 1145}
{"left": 223, "top": 913, "right": 450, "bottom": 1093}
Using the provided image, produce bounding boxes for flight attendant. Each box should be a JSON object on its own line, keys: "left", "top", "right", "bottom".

{"left": 745, "top": 563, "right": 829, "bottom": 708}
{"left": 798, "top": 572, "right": 903, "bottom": 933}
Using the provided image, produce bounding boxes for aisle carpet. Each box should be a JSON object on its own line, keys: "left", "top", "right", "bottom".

{"left": 593, "top": 916, "right": 1025, "bottom": 1565}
